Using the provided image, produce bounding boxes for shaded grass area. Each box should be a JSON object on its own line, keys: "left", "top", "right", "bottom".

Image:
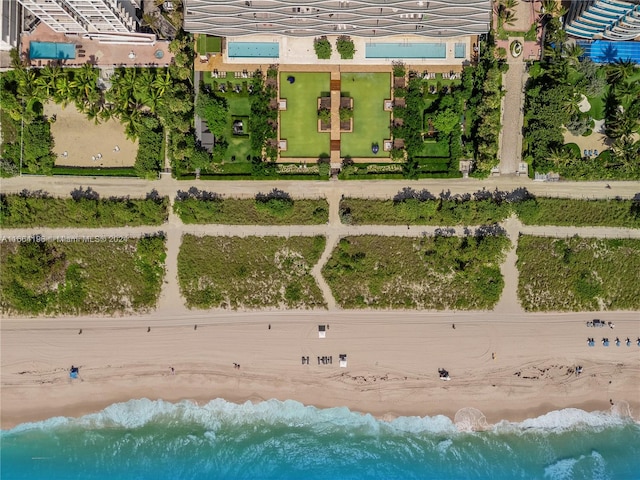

{"left": 280, "top": 72, "right": 330, "bottom": 157}
{"left": 514, "top": 198, "right": 640, "bottom": 228}
{"left": 0, "top": 235, "right": 166, "bottom": 315}
{"left": 322, "top": 235, "right": 509, "bottom": 309}
{"left": 0, "top": 194, "right": 169, "bottom": 228}
{"left": 517, "top": 236, "right": 640, "bottom": 312}
{"left": 178, "top": 235, "right": 326, "bottom": 309}
{"left": 340, "top": 72, "right": 391, "bottom": 158}
{"left": 340, "top": 198, "right": 512, "bottom": 225}
{"left": 174, "top": 198, "right": 329, "bottom": 225}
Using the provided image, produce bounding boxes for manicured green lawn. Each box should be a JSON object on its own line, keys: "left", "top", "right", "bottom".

{"left": 280, "top": 72, "right": 330, "bottom": 158}
{"left": 340, "top": 73, "right": 391, "bottom": 158}
{"left": 417, "top": 139, "right": 450, "bottom": 158}
{"left": 226, "top": 95, "right": 252, "bottom": 161}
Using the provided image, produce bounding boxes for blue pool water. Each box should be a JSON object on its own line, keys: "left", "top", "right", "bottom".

{"left": 228, "top": 42, "right": 279, "bottom": 58}
{"left": 577, "top": 40, "right": 640, "bottom": 64}
{"left": 2, "top": 398, "right": 639, "bottom": 479}
{"left": 366, "top": 42, "right": 446, "bottom": 59}
{"left": 454, "top": 43, "right": 466, "bottom": 58}
{"left": 29, "top": 42, "right": 76, "bottom": 60}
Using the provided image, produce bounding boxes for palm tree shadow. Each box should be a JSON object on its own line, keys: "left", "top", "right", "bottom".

{"left": 598, "top": 43, "right": 619, "bottom": 63}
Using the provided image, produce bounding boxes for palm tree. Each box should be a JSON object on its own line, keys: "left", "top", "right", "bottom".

{"left": 69, "top": 64, "right": 98, "bottom": 103}
{"left": 610, "top": 136, "right": 640, "bottom": 167}
{"left": 607, "top": 59, "right": 637, "bottom": 85}
{"left": 562, "top": 43, "right": 584, "bottom": 67}
{"left": 119, "top": 103, "right": 144, "bottom": 139}
{"left": 151, "top": 69, "right": 171, "bottom": 96}
{"left": 99, "top": 104, "right": 116, "bottom": 123}
{"left": 85, "top": 104, "right": 102, "bottom": 125}
{"left": 16, "top": 68, "right": 38, "bottom": 100}
{"left": 54, "top": 76, "right": 74, "bottom": 106}
{"left": 503, "top": 9, "right": 518, "bottom": 26}
{"left": 538, "top": 0, "right": 567, "bottom": 19}
{"left": 35, "top": 65, "right": 63, "bottom": 98}
{"left": 134, "top": 68, "right": 154, "bottom": 102}
{"left": 549, "top": 147, "right": 576, "bottom": 169}
{"left": 615, "top": 80, "right": 640, "bottom": 108}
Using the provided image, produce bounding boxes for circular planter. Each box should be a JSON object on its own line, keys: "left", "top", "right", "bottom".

{"left": 510, "top": 40, "right": 523, "bottom": 58}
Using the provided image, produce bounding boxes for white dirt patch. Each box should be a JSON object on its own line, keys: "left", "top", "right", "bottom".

{"left": 45, "top": 102, "right": 137, "bottom": 168}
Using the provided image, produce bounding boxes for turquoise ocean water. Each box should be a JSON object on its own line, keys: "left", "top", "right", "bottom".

{"left": 2, "top": 398, "right": 639, "bottom": 479}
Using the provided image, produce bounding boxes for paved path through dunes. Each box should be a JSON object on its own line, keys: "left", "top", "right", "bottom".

{"left": 499, "top": 45, "right": 527, "bottom": 175}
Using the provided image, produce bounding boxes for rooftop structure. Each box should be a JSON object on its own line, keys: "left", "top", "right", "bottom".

{"left": 184, "top": 0, "right": 491, "bottom": 38}
{"left": 17, "top": 0, "right": 139, "bottom": 35}
{"left": 564, "top": 0, "right": 640, "bottom": 41}
{"left": 1, "top": 0, "right": 22, "bottom": 51}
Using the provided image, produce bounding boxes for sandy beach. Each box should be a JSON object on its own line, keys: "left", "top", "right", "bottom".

{"left": 2, "top": 310, "right": 639, "bottom": 429}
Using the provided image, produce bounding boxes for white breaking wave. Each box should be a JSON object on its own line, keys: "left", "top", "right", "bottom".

{"left": 494, "top": 408, "right": 633, "bottom": 434}
{"left": 4, "top": 399, "right": 638, "bottom": 435}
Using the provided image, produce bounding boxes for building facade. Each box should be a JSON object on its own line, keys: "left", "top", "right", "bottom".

{"left": 17, "top": 0, "right": 139, "bottom": 35}
{"left": 564, "top": 0, "right": 640, "bottom": 41}
{"left": 184, "top": 0, "right": 491, "bottom": 38}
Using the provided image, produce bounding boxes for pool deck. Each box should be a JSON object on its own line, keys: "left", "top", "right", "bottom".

{"left": 20, "top": 23, "right": 174, "bottom": 68}
{"left": 196, "top": 33, "right": 476, "bottom": 71}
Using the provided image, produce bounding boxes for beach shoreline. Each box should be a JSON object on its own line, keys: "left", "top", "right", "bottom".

{"left": 2, "top": 311, "right": 639, "bottom": 430}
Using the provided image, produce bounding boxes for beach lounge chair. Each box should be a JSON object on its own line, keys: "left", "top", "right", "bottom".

{"left": 318, "top": 325, "right": 326, "bottom": 338}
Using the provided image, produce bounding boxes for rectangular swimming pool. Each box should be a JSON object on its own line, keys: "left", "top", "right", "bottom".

{"left": 366, "top": 43, "right": 446, "bottom": 59}
{"left": 228, "top": 42, "right": 279, "bottom": 58}
{"left": 577, "top": 40, "right": 640, "bottom": 64}
{"left": 30, "top": 41, "right": 76, "bottom": 60}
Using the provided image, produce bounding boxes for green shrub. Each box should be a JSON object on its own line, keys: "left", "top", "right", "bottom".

{"left": 0, "top": 190, "right": 168, "bottom": 228}
{"left": 323, "top": 235, "right": 509, "bottom": 309}
{"left": 0, "top": 235, "right": 166, "bottom": 315}
{"left": 517, "top": 236, "right": 640, "bottom": 311}
{"left": 314, "top": 37, "right": 332, "bottom": 59}
{"left": 178, "top": 235, "right": 326, "bottom": 309}
{"left": 336, "top": 36, "right": 355, "bottom": 60}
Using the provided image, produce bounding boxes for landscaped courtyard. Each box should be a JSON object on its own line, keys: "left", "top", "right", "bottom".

{"left": 201, "top": 72, "right": 253, "bottom": 162}
{"left": 340, "top": 72, "right": 391, "bottom": 158}
{"left": 279, "top": 72, "right": 330, "bottom": 158}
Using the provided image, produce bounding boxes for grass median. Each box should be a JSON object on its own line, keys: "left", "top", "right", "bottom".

{"left": 178, "top": 235, "right": 326, "bottom": 309}
{"left": 322, "top": 234, "right": 510, "bottom": 309}
{"left": 0, "top": 235, "right": 166, "bottom": 315}
{"left": 517, "top": 236, "right": 640, "bottom": 311}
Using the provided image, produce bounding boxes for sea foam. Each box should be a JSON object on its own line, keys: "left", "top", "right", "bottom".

{"left": 3, "top": 398, "right": 635, "bottom": 436}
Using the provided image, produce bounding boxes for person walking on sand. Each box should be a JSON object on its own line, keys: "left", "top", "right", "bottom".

{"left": 170, "top": 366, "right": 175, "bottom": 375}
